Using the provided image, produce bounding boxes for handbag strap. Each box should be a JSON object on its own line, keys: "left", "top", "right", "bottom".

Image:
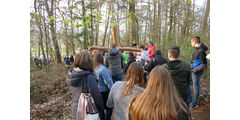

{"left": 81, "top": 73, "right": 90, "bottom": 93}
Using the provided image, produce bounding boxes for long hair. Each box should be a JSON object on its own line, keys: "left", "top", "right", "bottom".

{"left": 73, "top": 50, "right": 93, "bottom": 73}
{"left": 121, "top": 62, "right": 144, "bottom": 96}
{"left": 93, "top": 53, "right": 104, "bottom": 69}
{"left": 129, "top": 66, "right": 189, "bottom": 120}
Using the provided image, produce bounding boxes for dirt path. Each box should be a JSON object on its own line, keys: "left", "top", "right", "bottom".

{"left": 191, "top": 104, "right": 210, "bottom": 120}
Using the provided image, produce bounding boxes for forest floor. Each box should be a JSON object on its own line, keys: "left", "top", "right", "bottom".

{"left": 30, "top": 64, "right": 210, "bottom": 120}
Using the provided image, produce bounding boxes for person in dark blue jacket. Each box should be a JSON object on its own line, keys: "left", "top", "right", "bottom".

{"left": 189, "top": 36, "right": 208, "bottom": 110}
{"left": 64, "top": 55, "right": 70, "bottom": 65}
{"left": 66, "top": 51, "right": 105, "bottom": 120}
{"left": 94, "top": 52, "right": 114, "bottom": 120}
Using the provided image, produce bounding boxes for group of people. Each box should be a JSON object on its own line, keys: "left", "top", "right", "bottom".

{"left": 33, "top": 57, "right": 53, "bottom": 68}
{"left": 66, "top": 35, "right": 208, "bottom": 120}
{"left": 64, "top": 54, "right": 75, "bottom": 65}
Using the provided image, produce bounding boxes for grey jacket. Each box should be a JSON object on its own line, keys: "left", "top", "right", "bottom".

{"left": 105, "top": 48, "right": 124, "bottom": 76}
{"left": 107, "top": 81, "right": 144, "bottom": 120}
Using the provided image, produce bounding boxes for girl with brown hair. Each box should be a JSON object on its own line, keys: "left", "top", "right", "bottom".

{"left": 93, "top": 53, "right": 113, "bottom": 120}
{"left": 107, "top": 62, "right": 145, "bottom": 120}
{"left": 129, "top": 66, "right": 191, "bottom": 120}
{"left": 66, "top": 50, "right": 105, "bottom": 120}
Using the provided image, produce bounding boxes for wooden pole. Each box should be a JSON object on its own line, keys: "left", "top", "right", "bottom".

{"left": 112, "top": 25, "right": 117, "bottom": 45}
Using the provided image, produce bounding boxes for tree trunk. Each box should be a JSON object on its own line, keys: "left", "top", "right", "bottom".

{"left": 68, "top": 0, "right": 75, "bottom": 54}
{"left": 152, "top": 0, "right": 157, "bottom": 44}
{"left": 95, "top": 1, "right": 101, "bottom": 46}
{"left": 102, "top": 0, "right": 112, "bottom": 47}
{"left": 45, "top": 0, "right": 62, "bottom": 63}
{"left": 180, "top": 0, "right": 191, "bottom": 41}
{"left": 82, "top": 0, "right": 88, "bottom": 49}
{"left": 90, "top": 0, "right": 94, "bottom": 46}
{"left": 129, "top": 0, "right": 137, "bottom": 44}
{"left": 157, "top": 0, "right": 162, "bottom": 48}
{"left": 202, "top": 0, "right": 210, "bottom": 40}
{"left": 34, "top": 0, "right": 46, "bottom": 61}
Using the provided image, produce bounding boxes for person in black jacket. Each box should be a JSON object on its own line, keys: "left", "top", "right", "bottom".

{"left": 69, "top": 54, "right": 74, "bottom": 65}
{"left": 123, "top": 51, "right": 136, "bottom": 74}
{"left": 145, "top": 49, "right": 168, "bottom": 73}
{"left": 189, "top": 36, "right": 208, "bottom": 110}
{"left": 162, "top": 45, "right": 191, "bottom": 104}
{"left": 66, "top": 51, "right": 105, "bottom": 120}
{"left": 131, "top": 41, "right": 137, "bottom": 47}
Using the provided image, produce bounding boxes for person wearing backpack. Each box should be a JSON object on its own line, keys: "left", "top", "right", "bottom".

{"left": 93, "top": 53, "right": 114, "bottom": 120}
{"left": 66, "top": 51, "right": 105, "bottom": 120}
{"left": 107, "top": 62, "right": 145, "bottom": 120}
{"left": 189, "top": 36, "right": 208, "bottom": 109}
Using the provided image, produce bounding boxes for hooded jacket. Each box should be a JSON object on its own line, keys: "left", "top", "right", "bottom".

{"left": 66, "top": 68, "right": 105, "bottom": 120}
{"left": 145, "top": 55, "right": 168, "bottom": 73}
{"left": 105, "top": 48, "right": 124, "bottom": 76}
{"left": 191, "top": 43, "right": 208, "bottom": 75}
{"left": 163, "top": 60, "right": 191, "bottom": 102}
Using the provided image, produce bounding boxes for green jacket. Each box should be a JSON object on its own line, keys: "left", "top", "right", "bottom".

{"left": 163, "top": 60, "right": 191, "bottom": 102}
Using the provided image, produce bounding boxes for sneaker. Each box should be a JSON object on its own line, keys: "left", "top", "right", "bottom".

{"left": 190, "top": 104, "right": 198, "bottom": 110}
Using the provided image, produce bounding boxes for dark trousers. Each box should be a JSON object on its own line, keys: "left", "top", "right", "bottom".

{"left": 101, "top": 91, "right": 112, "bottom": 120}
{"left": 112, "top": 74, "right": 122, "bottom": 83}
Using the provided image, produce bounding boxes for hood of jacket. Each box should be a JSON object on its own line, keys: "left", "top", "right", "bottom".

{"left": 66, "top": 68, "right": 91, "bottom": 87}
{"left": 108, "top": 48, "right": 121, "bottom": 59}
{"left": 109, "top": 48, "right": 119, "bottom": 56}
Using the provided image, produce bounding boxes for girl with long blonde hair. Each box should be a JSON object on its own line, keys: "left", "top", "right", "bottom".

{"left": 129, "top": 66, "right": 191, "bottom": 120}
{"left": 107, "top": 62, "right": 145, "bottom": 120}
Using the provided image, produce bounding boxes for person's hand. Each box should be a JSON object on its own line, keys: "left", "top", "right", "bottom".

{"left": 190, "top": 64, "right": 194, "bottom": 69}
{"left": 191, "top": 68, "right": 198, "bottom": 73}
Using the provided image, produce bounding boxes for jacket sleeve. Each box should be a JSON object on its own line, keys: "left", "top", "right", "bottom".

{"left": 145, "top": 60, "right": 154, "bottom": 72}
{"left": 102, "top": 68, "right": 113, "bottom": 89}
{"left": 104, "top": 56, "right": 109, "bottom": 68}
{"left": 87, "top": 75, "right": 105, "bottom": 120}
{"left": 121, "top": 53, "right": 124, "bottom": 69}
{"left": 106, "top": 83, "right": 116, "bottom": 108}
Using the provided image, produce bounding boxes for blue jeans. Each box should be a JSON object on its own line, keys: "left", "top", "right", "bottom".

{"left": 112, "top": 74, "right": 122, "bottom": 83}
{"left": 191, "top": 72, "right": 201, "bottom": 106}
{"left": 187, "top": 85, "right": 192, "bottom": 106}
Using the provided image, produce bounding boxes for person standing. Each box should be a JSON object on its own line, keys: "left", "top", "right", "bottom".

{"left": 105, "top": 43, "right": 124, "bottom": 83}
{"left": 66, "top": 51, "right": 105, "bottom": 120}
{"left": 123, "top": 52, "right": 136, "bottom": 74}
{"left": 129, "top": 66, "right": 191, "bottom": 120}
{"left": 189, "top": 36, "right": 208, "bottom": 109}
{"left": 93, "top": 53, "right": 114, "bottom": 120}
{"left": 136, "top": 45, "right": 149, "bottom": 66}
{"left": 70, "top": 54, "right": 74, "bottom": 65}
{"left": 131, "top": 41, "right": 137, "bottom": 47}
{"left": 145, "top": 49, "right": 167, "bottom": 73}
{"left": 107, "top": 62, "right": 145, "bottom": 120}
{"left": 64, "top": 55, "right": 70, "bottom": 65}
{"left": 147, "top": 41, "right": 155, "bottom": 59}
{"left": 163, "top": 45, "right": 191, "bottom": 104}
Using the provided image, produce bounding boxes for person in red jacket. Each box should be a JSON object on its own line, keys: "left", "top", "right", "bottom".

{"left": 147, "top": 41, "right": 155, "bottom": 59}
